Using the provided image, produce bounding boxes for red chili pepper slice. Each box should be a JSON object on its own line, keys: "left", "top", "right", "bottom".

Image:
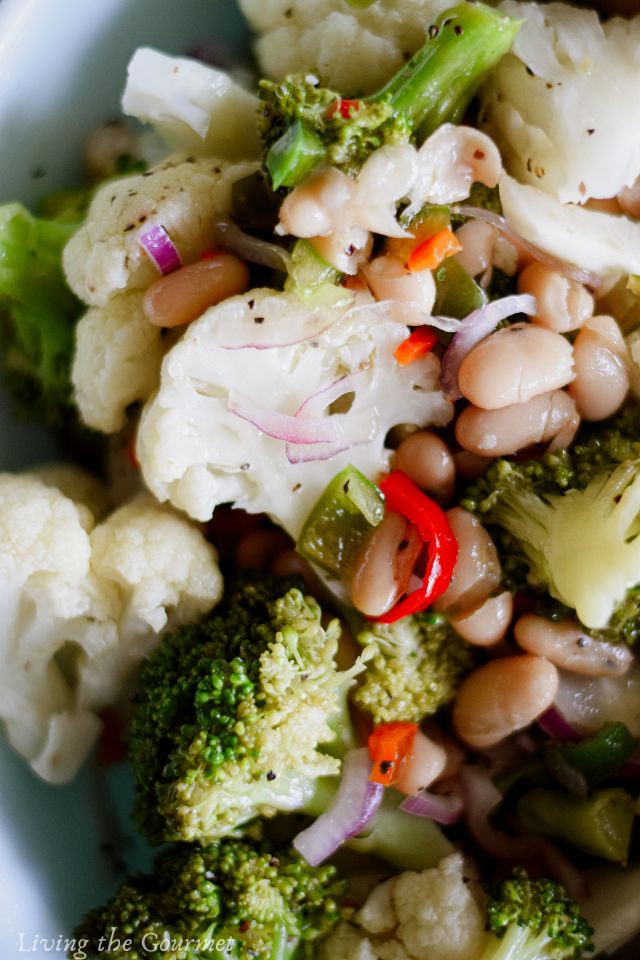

{"left": 369, "top": 722, "right": 419, "bottom": 786}
{"left": 393, "top": 326, "right": 438, "bottom": 366}
{"left": 371, "top": 470, "right": 458, "bottom": 623}
{"left": 327, "top": 98, "right": 361, "bottom": 119}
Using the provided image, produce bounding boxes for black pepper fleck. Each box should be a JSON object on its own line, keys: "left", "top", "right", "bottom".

{"left": 254, "top": 316, "right": 265, "bottom": 324}
{"left": 266, "top": 770, "right": 277, "bottom": 781}
{"left": 248, "top": 298, "right": 255, "bottom": 309}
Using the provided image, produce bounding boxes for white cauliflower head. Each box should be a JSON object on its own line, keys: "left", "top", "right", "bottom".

{"left": 63, "top": 154, "right": 258, "bottom": 307}
{"left": 0, "top": 472, "right": 222, "bottom": 784}
{"left": 72, "top": 291, "right": 167, "bottom": 433}
{"left": 137, "top": 288, "right": 452, "bottom": 537}
{"left": 321, "top": 853, "right": 488, "bottom": 960}
{"left": 122, "top": 47, "right": 261, "bottom": 161}
{"left": 239, "top": 0, "right": 455, "bottom": 95}
{"left": 481, "top": 2, "right": 640, "bottom": 203}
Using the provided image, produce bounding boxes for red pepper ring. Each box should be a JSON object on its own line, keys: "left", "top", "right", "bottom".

{"left": 370, "top": 470, "right": 458, "bottom": 624}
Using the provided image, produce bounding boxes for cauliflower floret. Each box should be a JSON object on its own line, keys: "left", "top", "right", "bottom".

{"left": 29, "top": 463, "right": 112, "bottom": 520}
{"left": 72, "top": 291, "right": 166, "bottom": 433}
{"left": 239, "top": 0, "right": 454, "bottom": 95}
{"left": 63, "top": 155, "right": 258, "bottom": 307}
{"left": 136, "top": 288, "right": 452, "bottom": 537}
{"left": 0, "top": 474, "right": 222, "bottom": 784}
{"left": 122, "top": 47, "right": 261, "bottom": 161}
{"left": 481, "top": 2, "right": 640, "bottom": 203}
{"left": 322, "top": 854, "right": 488, "bottom": 960}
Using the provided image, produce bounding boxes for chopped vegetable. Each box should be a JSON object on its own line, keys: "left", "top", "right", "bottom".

{"left": 407, "top": 227, "right": 463, "bottom": 272}
{"left": 368, "top": 721, "right": 419, "bottom": 786}
{"left": 139, "top": 224, "right": 182, "bottom": 275}
{"left": 371, "top": 470, "right": 458, "bottom": 624}
{"left": 393, "top": 326, "right": 438, "bottom": 366}
{"left": 433, "top": 256, "right": 487, "bottom": 319}
{"left": 265, "top": 118, "right": 327, "bottom": 189}
{"left": 550, "top": 722, "right": 637, "bottom": 786}
{"left": 284, "top": 238, "right": 346, "bottom": 306}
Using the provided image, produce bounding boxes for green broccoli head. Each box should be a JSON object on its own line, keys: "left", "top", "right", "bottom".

{"left": 480, "top": 867, "right": 594, "bottom": 960}
{"left": 0, "top": 202, "right": 82, "bottom": 425}
{"left": 73, "top": 837, "right": 345, "bottom": 960}
{"left": 353, "top": 610, "right": 473, "bottom": 724}
{"left": 129, "top": 578, "right": 363, "bottom": 844}
{"left": 462, "top": 403, "right": 640, "bottom": 642}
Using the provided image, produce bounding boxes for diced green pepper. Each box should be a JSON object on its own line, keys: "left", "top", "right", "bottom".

{"left": 265, "top": 119, "right": 326, "bottom": 190}
{"left": 517, "top": 787, "right": 636, "bottom": 862}
{"left": 434, "top": 257, "right": 487, "bottom": 319}
{"left": 555, "top": 722, "right": 637, "bottom": 786}
{"left": 296, "top": 464, "right": 385, "bottom": 577}
{"left": 284, "top": 239, "right": 349, "bottom": 307}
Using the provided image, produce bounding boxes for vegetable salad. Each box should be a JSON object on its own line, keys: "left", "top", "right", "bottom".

{"left": 2, "top": 1, "right": 640, "bottom": 958}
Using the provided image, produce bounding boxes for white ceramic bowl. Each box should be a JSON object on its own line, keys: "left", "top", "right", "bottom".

{"left": 0, "top": 1, "right": 248, "bottom": 954}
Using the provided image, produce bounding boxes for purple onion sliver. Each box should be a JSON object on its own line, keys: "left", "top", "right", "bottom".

{"left": 537, "top": 706, "right": 582, "bottom": 742}
{"left": 139, "top": 224, "right": 182, "bottom": 275}
{"left": 399, "top": 788, "right": 464, "bottom": 825}
{"left": 441, "top": 293, "right": 536, "bottom": 401}
{"left": 228, "top": 392, "right": 342, "bottom": 444}
{"left": 293, "top": 748, "right": 383, "bottom": 866}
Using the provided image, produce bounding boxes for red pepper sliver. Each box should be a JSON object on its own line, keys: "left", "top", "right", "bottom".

{"left": 393, "top": 327, "right": 438, "bottom": 366}
{"left": 327, "top": 98, "right": 361, "bottom": 119}
{"left": 407, "top": 227, "right": 463, "bottom": 273}
{"left": 126, "top": 434, "right": 139, "bottom": 470}
{"left": 368, "top": 722, "right": 419, "bottom": 786}
{"left": 371, "top": 470, "right": 458, "bottom": 624}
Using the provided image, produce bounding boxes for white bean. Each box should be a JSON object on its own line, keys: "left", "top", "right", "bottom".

{"left": 455, "top": 389, "right": 580, "bottom": 457}
{"left": 517, "top": 262, "right": 594, "bottom": 333}
{"left": 278, "top": 166, "right": 354, "bottom": 238}
{"left": 453, "top": 655, "right": 559, "bottom": 748}
{"left": 454, "top": 221, "right": 495, "bottom": 279}
{"left": 362, "top": 255, "right": 436, "bottom": 312}
{"left": 143, "top": 253, "right": 249, "bottom": 328}
{"left": 450, "top": 591, "right": 513, "bottom": 646}
{"left": 568, "top": 315, "right": 630, "bottom": 421}
{"left": 310, "top": 226, "right": 372, "bottom": 275}
{"left": 514, "top": 613, "right": 634, "bottom": 677}
{"left": 434, "top": 508, "right": 501, "bottom": 614}
{"left": 393, "top": 431, "right": 455, "bottom": 502}
{"left": 458, "top": 323, "right": 574, "bottom": 410}
{"left": 395, "top": 730, "right": 447, "bottom": 795}
{"left": 349, "top": 510, "right": 410, "bottom": 617}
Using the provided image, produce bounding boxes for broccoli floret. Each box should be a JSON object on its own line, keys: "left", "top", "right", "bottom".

{"left": 128, "top": 578, "right": 364, "bottom": 844}
{"left": 462, "top": 404, "right": 640, "bottom": 641}
{"left": 353, "top": 610, "right": 473, "bottom": 724}
{"left": 73, "top": 837, "right": 344, "bottom": 960}
{"left": 0, "top": 202, "right": 82, "bottom": 425}
{"left": 259, "top": 4, "right": 520, "bottom": 185}
{"left": 479, "top": 867, "right": 594, "bottom": 960}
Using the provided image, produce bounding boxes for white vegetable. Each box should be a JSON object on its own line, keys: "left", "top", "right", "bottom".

{"left": 137, "top": 289, "right": 451, "bottom": 537}
{"left": 482, "top": 2, "right": 640, "bottom": 203}
{"left": 499, "top": 174, "right": 640, "bottom": 286}
{"left": 122, "top": 47, "right": 260, "bottom": 161}
{"left": 0, "top": 473, "right": 222, "bottom": 783}
{"left": 63, "top": 155, "right": 258, "bottom": 307}
{"left": 580, "top": 864, "right": 640, "bottom": 956}
{"left": 72, "top": 291, "right": 167, "bottom": 433}
{"left": 321, "top": 853, "right": 488, "bottom": 960}
{"left": 554, "top": 662, "right": 640, "bottom": 737}
{"left": 238, "top": 0, "right": 454, "bottom": 95}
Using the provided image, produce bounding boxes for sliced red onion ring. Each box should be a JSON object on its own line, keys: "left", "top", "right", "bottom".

{"left": 139, "top": 224, "right": 182, "bottom": 275}
{"left": 537, "top": 706, "right": 582, "bottom": 742}
{"left": 293, "top": 748, "right": 384, "bottom": 866}
{"left": 213, "top": 219, "right": 293, "bottom": 272}
{"left": 400, "top": 787, "right": 464, "bottom": 825}
{"left": 286, "top": 372, "right": 374, "bottom": 464}
{"left": 228, "top": 392, "right": 343, "bottom": 444}
{"left": 441, "top": 293, "right": 537, "bottom": 401}
{"left": 221, "top": 315, "right": 338, "bottom": 351}
{"left": 455, "top": 205, "right": 603, "bottom": 290}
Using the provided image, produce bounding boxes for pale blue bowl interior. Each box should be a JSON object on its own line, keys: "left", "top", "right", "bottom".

{"left": 0, "top": 0, "right": 249, "bottom": 954}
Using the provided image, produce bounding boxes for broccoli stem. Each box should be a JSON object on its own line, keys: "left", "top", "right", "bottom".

{"left": 369, "top": 3, "right": 521, "bottom": 138}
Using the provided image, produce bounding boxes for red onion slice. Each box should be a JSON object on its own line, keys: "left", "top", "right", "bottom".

{"left": 293, "top": 748, "right": 384, "bottom": 866}
{"left": 441, "top": 293, "right": 537, "bottom": 401}
{"left": 228, "top": 392, "right": 343, "bottom": 444}
{"left": 537, "top": 706, "right": 582, "bottom": 742}
{"left": 286, "top": 372, "right": 374, "bottom": 464}
{"left": 221, "top": 316, "right": 338, "bottom": 351}
{"left": 213, "top": 219, "right": 293, "bottom": 272}
{"left": 139, "top": 224, "right": 182, "bottom": 275}
{"left": 400, "top": 787, "right": 464, "bottom": 825}
{"left": 455, "top": 205, "right": 603, "bottom": 290}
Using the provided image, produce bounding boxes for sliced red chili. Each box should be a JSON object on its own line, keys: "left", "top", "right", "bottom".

{"left": 371, "top": 470, "right": 458, "bottom": 623}
{"left": 327, "top": 98, "right": 361, "bottom": 119}
{"left": 369, "top": 722, "right": 419, "bottom": 786}
{"left": 393, "top": 326, "right": 438, "bottom": 366}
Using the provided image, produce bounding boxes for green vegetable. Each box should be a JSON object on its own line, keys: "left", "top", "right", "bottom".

{"left": 434, "top": 256, "right": 487, "bottom": 318}
{"left": 462, "top": 403, "right": 640, "bottom": 642}
{"left": 480, "top": 866, "right": 594, "bottom": 960}
{"left": 554, "top": 722, "right": 636, "bottom": 786}
{"left": 296, "top": 464, "right": 385, "bottom": 577}
{"left": 517, "top": 787, "right": 636, "bottom": 862}
{"left": 284, "top": 239, "right": 347, "bottom": 307}
{"left": 128, "top": 577, "right": 365, "bottom": 844}
{"left": 353, "top": 610, "right": 473, "bottom": 723}
{"left": 0, "top": 203, "right": 82, "bottom": 425}
{"left": 73, "top": 837, "right": 344, "bottom": 960}
{"left": 259, "top": 3, "right": 520, "bottom": 182}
